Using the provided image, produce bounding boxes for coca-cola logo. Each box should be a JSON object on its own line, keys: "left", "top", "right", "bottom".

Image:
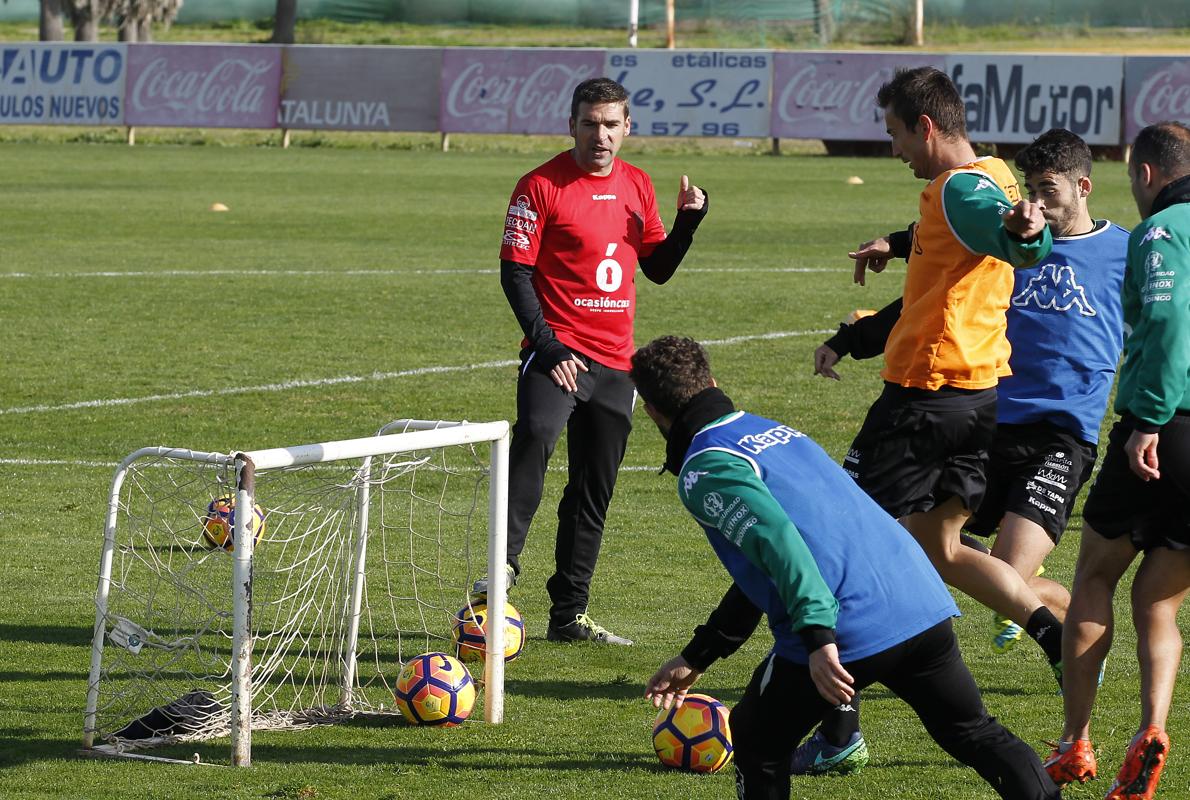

{"left": 445, "top": 61, "right": 596, "bottom": 122}
{"left": 131, "top": 56, "right": 272, "bottom": 116}
{"left": 775, "top": 63, "right": 889, "bottom": 127}
{"left": 1132, "top": 63, "right": 1190, "bottom": 127}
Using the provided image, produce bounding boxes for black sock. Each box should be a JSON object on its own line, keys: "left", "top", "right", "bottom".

{"left": 820, "top": 691, "right": 861, "bottom": 747}
{"left": 1025, "top": 607, "right": 1063, "bottom": 665}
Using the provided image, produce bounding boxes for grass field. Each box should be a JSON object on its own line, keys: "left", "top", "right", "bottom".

{"left": 2, "top": 18, "right": 1190, "bottom": 52}
{"left": 0, "top": 138, "right": 1185, "bottom": 800}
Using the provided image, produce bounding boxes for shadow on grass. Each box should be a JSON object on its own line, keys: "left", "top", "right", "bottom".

{"left": 246, "top": 741, "right": 659, "bottom": 772}
{"left": 0, "top": 623, "right": 93, "bottom": 647}
{"left": 504, "top": 676, "right": 644, "bottom": 702}
{"left": 0, "top": 669, "right": 84, "bottom": 682}
{"left": 0, "top": 730, "right": 83, "bottom": 768}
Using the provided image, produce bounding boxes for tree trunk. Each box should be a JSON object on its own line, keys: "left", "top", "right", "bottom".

{"left": 74, "top": 17, "right": 98, "bottom": 41}
{"left": 71, "top": 0, "right": 100, "bottom": 42}
{"left": 118, "top": 15, "right": 137, "bottom": 42}
{"left": 906, "top": 0, "right": 924, "bottom": 46}
{"left": 139, "top": 18, "right": 153, "bottom": 42}
{"left": 40, "top": 0, "right": 65, "bottom": 41}
{"left": 272, "top": 0, "right": 297, "bottom": 44}
{"left": 814, "top": 0, "right": 834, "bottom": 45}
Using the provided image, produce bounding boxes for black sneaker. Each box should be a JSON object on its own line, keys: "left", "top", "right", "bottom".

{"left": 546, "top": 613, "right": 633, "bottom": 646}
{"left": 471, "top": 564, "right": 517, "bottom": 597}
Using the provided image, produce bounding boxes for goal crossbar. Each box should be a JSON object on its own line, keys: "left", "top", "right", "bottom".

{"left": 83, "top": 419, "right": 510, "bottom": 767}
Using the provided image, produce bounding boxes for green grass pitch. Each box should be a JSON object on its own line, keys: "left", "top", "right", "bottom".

{"left": 0, "top": 137, "right": 1183, "bottom": 799}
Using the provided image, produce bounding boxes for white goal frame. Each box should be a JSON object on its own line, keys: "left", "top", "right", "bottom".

{"left": 83, "top": 419, "right": 509, "bottom": 767}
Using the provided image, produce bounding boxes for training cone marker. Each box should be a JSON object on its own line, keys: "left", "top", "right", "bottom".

{"left": 845, "top": 175, "right": 864, "bottom": 185}
{"left": 209, "top": 202, "right": 229, "bottom": 212}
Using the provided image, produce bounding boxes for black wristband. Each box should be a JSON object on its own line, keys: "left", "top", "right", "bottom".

{"left": 797, "top": 625, "right": 836, "bottom": 654}
{"left": 680, "top": 635, "right": 722, "bottom": 673}
{"left": 823, "top": 325, "right": 854, "bottom": 359}
{"left": 887, "top": 224, "right": 914, "bottom": 260}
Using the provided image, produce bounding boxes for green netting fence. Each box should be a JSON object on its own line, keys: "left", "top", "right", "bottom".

{"left": 0, "top": 0, "right": 1185, "bottom": 27}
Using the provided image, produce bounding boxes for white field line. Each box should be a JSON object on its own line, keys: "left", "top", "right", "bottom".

{"left": 0, "top": 328, "right": 833, "bottom": 418}
{"left": 0, "top": 457, "right": 667, "bottom": 473}
{"left": 0, "top": 267, "right": 862, "bottom": 279}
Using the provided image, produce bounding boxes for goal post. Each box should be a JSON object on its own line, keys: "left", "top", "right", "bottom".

{"left": 83, "top": 420, "right": 510, "bottom": 766}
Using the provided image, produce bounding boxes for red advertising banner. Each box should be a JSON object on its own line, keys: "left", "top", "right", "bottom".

{"left": 1124, "top": 57, "right": 1190, "bottom": 142}
{"left": 279, "top": 46, "right": 441, "bottom": 131}
{"left": 440, "top": 48, "right": 603, "bottom": 134}
{"left": 126, "top": 44, "right": 282, "bottom": 129}
{"left": 770, "top": 52, "right": 939, "bottom": 141}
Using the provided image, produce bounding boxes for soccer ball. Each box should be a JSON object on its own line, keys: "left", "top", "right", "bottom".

{"left": 393, "top": 652, "right": 476, "bottom": 726}
{"left": 452, "top": 600, "right": 526, "bottom": 664}
{"left": 652, "top": 693, "right": 733, "bottom": 773}
{"left": 200, "top": 494, "right": 265, "bottom": 552}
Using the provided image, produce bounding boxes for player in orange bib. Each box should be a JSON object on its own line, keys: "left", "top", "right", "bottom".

{"left": 804, "top": 67, "right": 1061, "bottom": 773}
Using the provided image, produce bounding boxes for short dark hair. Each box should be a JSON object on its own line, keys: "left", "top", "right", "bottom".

{"left": 1131, "top": 121, "right": 1190, "bottom": 179}
{"left": 876, "top": 66, "right": 967, "bottom": 138}
{"left": 570, "top": 77, "right": 630, "bottom": 121}
{"left": 630, "top": 336, "right": 713, "bottom": 419}
{"left": 1014, "top": 128, "right": 1093, "bottom": 181}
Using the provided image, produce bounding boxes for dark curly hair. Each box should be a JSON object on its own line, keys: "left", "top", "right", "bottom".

{"left": 1014, "top": 129, "right": 1092, "bottom": 181}
{"left": 876, "top": 66, "right": 967, "bottom": 139}
{"left": 630, "top": 336, "right": 713, "bottom": 419}
{"left": 570, "top": 77, "right": 630, "bottom": 121}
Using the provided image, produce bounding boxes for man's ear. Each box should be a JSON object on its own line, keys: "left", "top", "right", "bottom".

{"left": 917, "top": 114, "right": 935, "bottom": 141}
{"left": 1078, "top": 176, "right": 1092, "bottom": 197}
{"left": 1138, "top": 161, "right": 1155, "bottom": 188}
{"left": 710, "top": 377, "right": 718, "bottom": 387}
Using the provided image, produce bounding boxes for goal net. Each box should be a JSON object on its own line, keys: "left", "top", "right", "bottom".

{"left": 83, "top": 419, "right": 510, "bottom": 766}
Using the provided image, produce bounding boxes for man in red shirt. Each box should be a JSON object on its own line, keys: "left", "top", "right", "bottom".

{"left": 483, "top": 77, "right": 708, "bottom": 644}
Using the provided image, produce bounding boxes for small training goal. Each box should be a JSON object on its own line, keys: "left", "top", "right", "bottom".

{"left": 82, "top": 419, "right": 509, "bottom": 766}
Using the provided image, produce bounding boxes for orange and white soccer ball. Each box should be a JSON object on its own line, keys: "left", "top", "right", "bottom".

{"left": 652, "top": 693, "right": 734, "bottom": 773}
{"left": 201, "top": 494, "right": 266, "bottom": 552}
{"left": 452, "top": 600, "right": 526, "bottom": 665}
{"left": 393, "top": 652, "right": 476, "bottom": 726}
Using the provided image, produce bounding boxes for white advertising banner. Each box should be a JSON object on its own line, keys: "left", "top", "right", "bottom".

{"left": 606, "top": 49, "right": 772, "bottom": 137}
{"left": 947, "top": 54, "right": 1123, "bottom": 145}
{"left": 0, "top": 43, "right": 125, "bottom": 125}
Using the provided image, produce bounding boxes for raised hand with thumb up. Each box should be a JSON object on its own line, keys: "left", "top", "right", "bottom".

{"left": 677, "top": 174, "right": 706, "bottom": 212}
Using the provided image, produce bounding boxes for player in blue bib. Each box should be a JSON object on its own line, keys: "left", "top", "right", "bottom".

{"left": 967, "top": 129, "right": 1127, "bottom": 653}
{"left": 632, "top": 335, "right": 1060, "bottom": 800}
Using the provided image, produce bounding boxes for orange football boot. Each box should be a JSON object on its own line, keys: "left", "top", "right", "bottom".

{"left": 1104, "top": 726, "right": 1169, "bottom": 800}
{"left": 1044, "top": 738, "right": 1098, "bottom": 786}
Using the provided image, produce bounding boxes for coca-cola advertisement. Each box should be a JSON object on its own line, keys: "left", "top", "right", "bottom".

{"left": 771, "top": 52, "right": 939, "bottom": 140}
{"left": 1124, "top": 57, "right": 1190, "bottom": 142}
{"left": 125, "top": 44, "right": 282, "bottom": 129}
{"left": 440, "top": 48, "right": 603, "bottom": 134}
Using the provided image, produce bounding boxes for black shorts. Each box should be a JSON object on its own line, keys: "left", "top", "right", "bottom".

{"left": 1083, "top": 415, "right": 1190, "bottom": 551}
{"left": 964, "top": 422, "right": 1097, "bottom": 544}
{"left": 846, "top": 383, "right": 997, "bottom": 519}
